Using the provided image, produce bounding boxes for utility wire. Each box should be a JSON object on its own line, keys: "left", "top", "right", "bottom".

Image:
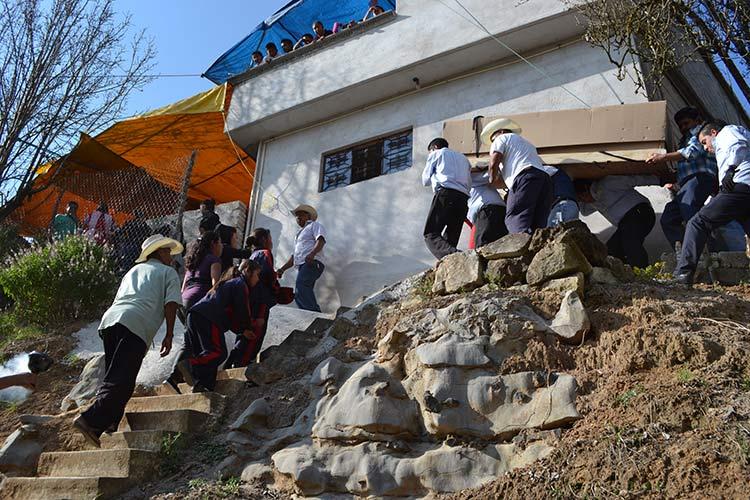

{"left": 450, "top": 0, "right": 592, "bottom": 109}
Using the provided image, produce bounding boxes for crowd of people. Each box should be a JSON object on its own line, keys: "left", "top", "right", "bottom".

{"left": 422, "top": 106, "right": 750, "bottom": 275}
{"left": 70, "top": 201, "right": 327, "bottom": 446}
{"left": 250, "top": 1, "right": 388, "bottom": 68}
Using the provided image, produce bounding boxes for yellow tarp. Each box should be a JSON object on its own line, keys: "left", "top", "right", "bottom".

{"left": 16, "top": 83, "right": 255, "bottom": 234}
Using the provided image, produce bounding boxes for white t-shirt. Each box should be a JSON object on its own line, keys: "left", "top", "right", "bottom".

{"left": 293, "top": 220, "right": 327, "bottom": 267}
{"left": 99, "top": 259, "right": 182, "bottom": 346}
{"left": 490, "top": 133, "right": 545, "bottom": 192}
{"left": 714, "top": 125, "right": 750, "bottom": 185}
{"left": 468, "top": 170, "right": 505, "bottom": 223}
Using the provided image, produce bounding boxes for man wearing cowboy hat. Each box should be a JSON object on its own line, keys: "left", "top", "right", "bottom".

{"left": 73, "top": 234, "right": 183, "bottom": 447}
{"left": 276, "top": 204, "right": 327, "bottom": 312}
{"left": 481, "top": 118, "right": 553, "bottom": 234}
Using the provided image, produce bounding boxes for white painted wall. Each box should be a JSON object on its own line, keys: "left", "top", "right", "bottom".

{"left": 226, "top": 0, "right": 574, "bottom": 133}
{"left": 254, "top": 41, "right": 653, "bottom": 313}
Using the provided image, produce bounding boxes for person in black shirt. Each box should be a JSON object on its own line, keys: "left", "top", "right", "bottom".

{"left": 312, "top": 20, "right": 332, "bottom": 41}
{"left": 199, "top": 199, "right": 220, "bottom": 235}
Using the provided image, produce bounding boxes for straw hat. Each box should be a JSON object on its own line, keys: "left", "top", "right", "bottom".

{"left": 135, "top": 234, "right": 184, "bottom": 263}
{"left": 290, "top": 204, "right": 318, "bottom": 221}
{"left": 480, "top": 118, "right": 523, "bottom": 145}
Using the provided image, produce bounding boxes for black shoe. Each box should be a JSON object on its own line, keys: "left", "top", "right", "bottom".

{"left": 192, "top": 382, "right": 210, "bottom": 393}
{"left": 165, "top": 375, "right": 182, "bottom": 394}
{"left": 73, "top": 415, "right": 101, "bottom": 448}
{"left": 674, "top": 272, "right": 694, "bottom": 286}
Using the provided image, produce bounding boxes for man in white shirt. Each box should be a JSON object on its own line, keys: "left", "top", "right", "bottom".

{"left": 421, "top": 138, "right": 472, "bottom": 259}
{"left": 73, "top": 235, "right": 183, "bottom": 447}
{"left": 575, "top": 175, "right": 658, "bottom": 268}
{"left": 468, "top": 166, "right": 508, "bottom": 247}
{"left": 676, "top": 122, "right": 750, "bottom": 284}
{"left": 277, "top": 204, "right": 327, "bottom": 311}
{"left": 481, "top": 118, "right": 553, "bottom": 234}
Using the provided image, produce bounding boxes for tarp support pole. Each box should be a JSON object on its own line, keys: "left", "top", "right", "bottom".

{"left": 173, "top": 150, "right": 198, "bottom": 242}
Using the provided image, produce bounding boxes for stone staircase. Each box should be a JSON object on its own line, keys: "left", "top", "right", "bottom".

{"left": 1, "top": 370, "right": 245, "bottom": 500}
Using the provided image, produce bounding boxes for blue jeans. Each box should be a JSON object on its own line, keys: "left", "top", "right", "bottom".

{"left": 547, "top": 199, "right": 580, "bottom": 227}
{"left": 660, "top": 173, "right": 716, "bottom": 250}
{"left": 295, "top": 260, "right": 324, "bottom": 312}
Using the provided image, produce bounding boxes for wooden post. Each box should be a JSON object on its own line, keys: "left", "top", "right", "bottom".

{"left": 173, "top": 150, "right": 197, "bottom": 243}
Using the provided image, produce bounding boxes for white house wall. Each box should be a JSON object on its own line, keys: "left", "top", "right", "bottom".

{"left": 254, "top": 41, "right": 656, "bottom": 313}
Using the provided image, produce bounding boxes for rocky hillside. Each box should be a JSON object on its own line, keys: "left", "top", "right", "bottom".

{"left": 208, "top": 222, "right": 750, "bottom": 499}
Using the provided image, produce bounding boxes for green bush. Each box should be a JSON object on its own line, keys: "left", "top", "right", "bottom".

{"left": 0, "top": 236, "right": 118, "bottom": 326}
{"left": 0, "top": 224, "right": 29, "bottom": 263}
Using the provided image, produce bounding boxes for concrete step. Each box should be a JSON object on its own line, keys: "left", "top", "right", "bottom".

{"left": 217, "top": 367, "right": 247, "bottom": 380}
{"left": 38, "top": 449, "right": 158, "bottom": 480}
{"left": 122, "top": 409, "right": 211, "bottom": 433}
{"left": 154, "top": 378, "right": 246, "bottom": 396}
{"left": 100, "top": 429, "right": 175, "bottom": 452}
{"left": 125, "top": 392, "right": 224, "bottom": 414}
{"left": 1, "top": 476, "right": 132, "bottom": 500}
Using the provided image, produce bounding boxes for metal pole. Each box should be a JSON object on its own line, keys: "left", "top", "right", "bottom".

{"left": 173, "top": 150, "right": 197, "bottom": 243}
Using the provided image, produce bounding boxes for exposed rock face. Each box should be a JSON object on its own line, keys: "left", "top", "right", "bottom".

{"left": 541, "top": 272, "right": 585, "bottom": 297}
{"left": 230, "top": 292, "right": 582, "bottom": 497}
{"left": 60, "top": 353, "right": 105, "bottom": 411}
{"left": 485, "top": 257, "right": 527, "bottom": 286}
{"left": 433, "top": 250, "right": 485, "bottom": 294}
{"left": 526, "top": 236, "right": 593, "bottom": 285}
{"left": 591, "top": 266, "right": 619, "bottom": 285}
{"left": 549, "top": 291, "right": 590, "bottom": 344}
{"left": 479, "top": 233, "right": 531, "bottom": 260}
{"left": 0, "top": 425, "right": 42, "bottom": 476}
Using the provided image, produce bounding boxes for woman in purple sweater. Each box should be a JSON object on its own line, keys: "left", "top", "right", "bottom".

{"left": 182, "top": 231, "right": 223, "bottom": 309}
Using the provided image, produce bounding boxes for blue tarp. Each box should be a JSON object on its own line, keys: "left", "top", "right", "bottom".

{"left": 203, "top": 0, "right": 397, "bottom": 84}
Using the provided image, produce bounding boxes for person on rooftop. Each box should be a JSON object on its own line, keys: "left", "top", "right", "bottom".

{"left": 251, "top": 51, "right": 263, "bottom": 66}
{"left": 421, "top": 137, "right": 472, "bottom": 259}
{"left": 293, "top": 33, "right": 314, "bottom": 50}
{"left": 312, "top": 20, "right": 332, "bottom": 41}
{"left": 72, "top": 235, "right": 182, "bottom": 447}
{"left": 280, "top": 38, "right": 294, "bottom": 54}
{"left": 481, "top": 119, "right": 552, "bottom": 234}
{"left": 264, "top": 42, "right": 279, "bottom": 63}
{"left": 363, "top": 1, "right": 385, "bottom": 21}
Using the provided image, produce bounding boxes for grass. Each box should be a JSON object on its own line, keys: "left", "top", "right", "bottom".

{"left": 615, "top": 385, "right": 644, "bottom": 407}
{"left": 676, "top": 367, "right": 695, "bottom": 383}
{"left": 412, "top": 270, "right": 435, "bottom": 299}
{"left": 188, "top": 476, "right": 242, "bottom": 499}
{"left": 0, "top": 311, "right": 44, "bottom": 362}
{"left": 632, "top": 261, "right": 671, "bottom": 282}
{"left": 159, "top": 432, "right": 229, "bottom": 477}
{"left": 740, "top": 377, "right": 750, "bottom": 392}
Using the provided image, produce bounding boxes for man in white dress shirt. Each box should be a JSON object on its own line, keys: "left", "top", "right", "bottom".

{"left": 675, "top": 122, "right": 750, "bottom": 284}
{"left": 421, "top": 138, "right": 472, "bottom": 259}
{"left": 480, "top": 118, "right": 553, "bottom": 234}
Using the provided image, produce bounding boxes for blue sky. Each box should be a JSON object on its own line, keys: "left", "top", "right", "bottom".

{"left": 121, "top": 0, "right": 288, "bottom": 116}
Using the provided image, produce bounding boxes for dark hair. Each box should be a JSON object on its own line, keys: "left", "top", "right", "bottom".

{"left": 200, "top": 198, "right": 216, "bottom": 210}
{"left": 313, "top": 20, "right": 323, "bottom": 27}
{"left": 428, "top": 138, "right": 449, "bottom": 151}
{"left": 97, "top": 202, "right": 108, "bottom": 213}
{"left": 302, "top": 33, "right": 313, "bottom": 40}
{"left": 265, "top": 42, "right": 277, "bottom": 50}
{"left": 207, "top": 259, "right": 260, "bottom": 297}
{"left": 281, "top": 38, "right": 293, "bottom": 45}
{"left": 217, "top": 224, "right": 237, "bottom": 245}
{"left": 185, "top": 230, "right": 219, "bottom": 272}
{"left": 573, "top": 179, "right": 593, "bottom": 196}
{"left": 67, "top": 201, "right": 78, "bottom": 209}
{"left": 673, "top": 106, "right": 702, "bottom": 123}
{"left": 198, "top": 218, "right": 214, "bottom": 233}
{"left": 245, "top": 228, "right": 271, "bottom": 251}
{"left": 699, "top": 121, "right": 726, "bottom": 137}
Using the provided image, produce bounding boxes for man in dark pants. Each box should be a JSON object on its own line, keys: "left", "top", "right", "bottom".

{"left": 647, "top": 107, "right": 718, "bottom": 251}
{"left": 576, "top": 175, "right": 658, "bottom": 269}
{"left": 481, "top": 118, "right": 552, "bottom": 233}
{"left": 675, "top": 122, "right": 750, "bottom": 284}
{"left": 73, "top": 235, "right": 183, "bottom": 447}
{"left": 421, "top": 138, "right": 472, "bottom": 259}
{"left": 277, "top": 204, "right": 327, "bottom": 312}
{"left": 468, "top": 166, "right": 508, "bottom": 247}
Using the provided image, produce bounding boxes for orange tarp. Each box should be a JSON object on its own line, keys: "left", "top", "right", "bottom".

{"left": 17, "top": 84, "right": 255, "bottom": 233}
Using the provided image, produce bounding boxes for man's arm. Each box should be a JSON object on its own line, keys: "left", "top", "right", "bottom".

{"left": 646, "top": 151, "right": 684, "bottom": 164}
{"left": 422, "top": 155, "right": 435, "bottom": 187}
{"left": 161, "top": 302, "right": 178, "bottom": 357}
{"left": 0, "top": 373, "right": 37, "bottom": 391}
{"left": 305, "top": 237, "right": 326, "bottom": 264}
{"left": 277, "top": 255, "right": 294, "bottom": 277}
{"left": 489, "top": 151, "right": 503, "bottom": 184}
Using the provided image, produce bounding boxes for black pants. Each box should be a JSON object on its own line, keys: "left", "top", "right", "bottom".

{"left": 225, "top": 305, "right": 270, "bottom": 368}
{"left": 607, "top": 202, "right": 655, "bottom": 269}
{"left": 505, "top": 168, "right": 554, "bottom": 234}
{"left": 82, "top": 323, "right": 148, "bottom": 434}
{"left": 474, "top": 205, "right": 508, "bottom": 248}
{"left": 676, "top": 185, "right": 750, "bottom": 275}
{"left": 186, "top": 312, "right": 227, "bottom": 391}
{"left": 423, "top": 188, "right": 469, "bottom": 259}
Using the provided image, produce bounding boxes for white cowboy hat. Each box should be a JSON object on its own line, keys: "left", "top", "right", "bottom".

{"left": 480, "top": 118, "right": 523, "bottom": 145}
{"left": 135, "top": 234, "right": 184, "bottom": 263}
{"left": 290, "top": 204, "right": 318, "bottom": 221}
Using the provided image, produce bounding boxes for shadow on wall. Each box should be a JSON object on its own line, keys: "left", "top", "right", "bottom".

{"left": 335, "top": 254, "right": 430, "bottom": 307}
